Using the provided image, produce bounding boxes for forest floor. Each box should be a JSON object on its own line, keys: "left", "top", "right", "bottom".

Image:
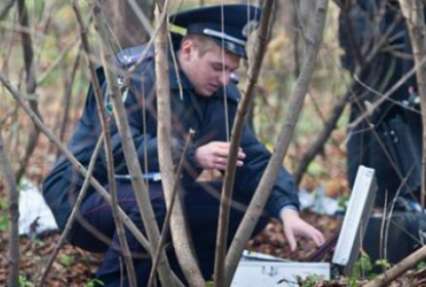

{"left": 0, "top": 119, "right": 425, "bottom": 286}
{"left": 0, "top": 208, "right": 340, "bottom": 286}
{"left": 2, "top": 210, "right": 425, "bottom": 286}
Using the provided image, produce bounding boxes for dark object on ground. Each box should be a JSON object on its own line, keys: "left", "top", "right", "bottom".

{"left": 363, "top": 211, "right": 426, "bottom": 264}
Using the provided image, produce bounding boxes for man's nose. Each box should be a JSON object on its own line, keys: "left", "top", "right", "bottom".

{"left": 219, "top": 71, "right": 231, "bottom": 86}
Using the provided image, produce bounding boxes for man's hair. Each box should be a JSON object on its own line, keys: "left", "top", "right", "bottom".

{"left": 181, "top": 33, "right": 219, "bottom": 56}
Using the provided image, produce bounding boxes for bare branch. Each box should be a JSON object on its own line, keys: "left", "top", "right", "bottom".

{"left": 15, "top": 0, "right": 42, "bottom": 182}
{"left": 37, "top": 37, "right": 81, "bottom": 86}
{"left": 0, "top": 0, "right": 15, "bottom": 20}
{"left": 294, "top": 90, "right": 350, "bottom": 184}
{"left": 58, "top": 45, "right": 82, "bottom": 146}
{"left": 348, "top": 55, "right": 426, "bottom": 130}
{"left": 75, "top": 3, "right": 138, "bottom": 284}
{"left": 224, "top": 1, "right": 329, "bottom": 285}
{"left": 0, "top": 72, "right": 152, "bottom": 261}
{"left": 92, "top": 1, "right": 180, "bottom": 285}
{"left": 126, "top": 0, "right": 154, "bottom": 37}
{"left": 363, "top": 246, "right": 426, "bottom": 287}
{"left": 147, "top": 132, "right": 194, "bottom": 287}
{"left": 214, "top": 1, "right": 274, "bottom": 285}
{"left": 102, "top": 0, "right": 154, "bottom": 48}
{"left": 0, "top": 133, "right": 19, "bottom": 287}
{"left": 154, "top": 1, "right": 205, "bottom": 285}
{"left": 39, "top": 134, "right": 104, "bottom": 287}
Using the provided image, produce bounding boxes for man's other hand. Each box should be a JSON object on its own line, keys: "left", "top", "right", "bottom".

{"left": 280, "top": 208, "right": 325, "bottom": 252}
{"left": 194, "top": 141, "right": 246, "bottom": 170}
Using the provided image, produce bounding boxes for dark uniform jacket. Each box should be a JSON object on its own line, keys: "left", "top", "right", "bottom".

{"left": 42, "top": 44, "right": 300, "bottom": 229}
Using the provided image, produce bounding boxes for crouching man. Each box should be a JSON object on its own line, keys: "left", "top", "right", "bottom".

{"left": 43, "top": 4, "right": 325, "bottom": 286}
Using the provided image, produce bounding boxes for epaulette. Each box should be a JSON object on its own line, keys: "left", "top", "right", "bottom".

{"left": 116, "top": 44, "right": 154, "bottom": 69}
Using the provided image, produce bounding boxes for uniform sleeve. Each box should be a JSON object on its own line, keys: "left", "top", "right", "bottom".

{"left": 91, "top": 63, "right": 164, "bottom": 175}
{"left": 101, "top": 64, "right": 196, "bottom": 175}
{"left": 235, "top": 125, "right": 300, "bottom": 219}
{"left": 106, "top": 69, "right": 160, "bottom": 174}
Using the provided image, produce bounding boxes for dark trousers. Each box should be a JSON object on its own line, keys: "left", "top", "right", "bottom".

{"left": 69, "top": 180, "right": 268, "bottom": 286}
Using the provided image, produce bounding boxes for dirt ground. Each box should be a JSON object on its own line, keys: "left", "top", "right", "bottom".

{"left": 0, "top": 209, "right": 340, "bottom": 286}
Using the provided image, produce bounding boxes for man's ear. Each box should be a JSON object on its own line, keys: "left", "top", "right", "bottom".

{"left": 180, "top": 39, "right": 194, "bottom": 60}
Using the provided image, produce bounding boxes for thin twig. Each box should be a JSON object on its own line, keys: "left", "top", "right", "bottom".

{"left": 363, "top": 246, "right": 426, "bottom": 287}
{"left": 214, "top": 1, "right": 274, "bottom": 286}
{"left": 147, "top": 131, "right": 194, "bottom": 287}
{"left": 58, "top": 45, "right": 81, "bottom": 146}
{"left": 15, "top": 0, "right": 42, "bottom": 183}
{"left": 294, "top": 90, "right": 351, "bottom": 184}
{"left": 126, "top": 0, "right": 154, "bottom": 37}
{"left": 0, "top": 72, "right": 152, "bottom": 260}
{"left": 75, "top": 2, "right": 137, "bottom": 285}
{"left": 0, "top": 0, "right": 15, "bottom": 20}
{"left": 348, "top": 55, "right": 426, "bottom": 130}
{"left": 225, "top": 1, "right": 329, "bottom": 285}
{"left": 0, "top": 133, "right": 19, "bottom": 287}
{"left": 38, "top": 134, "right": 104, "bottom": 287}
{"left": 37, "top": 37, "right": 81, "bottom": 86}
{"left": 92, "top": 1, "right": 180, "bottom": 285}
{"left": 154, "top": 0, "right": 204, "bottom": 285}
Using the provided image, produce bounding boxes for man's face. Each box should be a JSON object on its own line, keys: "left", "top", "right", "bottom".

{"left": 180, "top": 39, "right": 240, "bottom": 97}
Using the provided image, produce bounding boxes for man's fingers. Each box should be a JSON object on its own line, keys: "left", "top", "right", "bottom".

{"left": 213, "top": 158, "right": 244, "bottom": 169}
{"left": 213, "top": 148, "right": 230, "bottom": 158}
{"left": 238, "top": 150, "right": 246, "bottom": 159}
{"left": 212, "top": 142, "right": 246, "bottom": 158}
{"left": 284, "top": 227, "right": 297, "bottom": 252}
{"left": 214, "top": 157, "right": 227, "bottom": 166}
{"left": 302, "top": 225, "right": 325, "bottom": 246}
{"left": 313, "top": 230, "right": 325, "bottom": 246}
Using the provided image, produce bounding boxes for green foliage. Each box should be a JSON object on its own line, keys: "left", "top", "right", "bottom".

{"left": 19, "top": 275, "right": 34, "bottom": 287}
{"left": 85, "top": 278, "right": 104, "bottom": 287}
{"left": 307, "top": 161, "right": 326, "bottom": 177}
{"left": 299, "top": 274, "right": 326, "bottom": 287}
{"left": 347, "top": 277, "right": 359, "bottom": 287}
{"left": 337, "top": 194, "right": 349, "bottom": 211}
{"left": 375, "top": 259, "right": 391, "bottom": 272}
{"left": 18, "top": 178, "right": 31, "bottom": 191}
{"left": 416, "top": 260, "right": 426, "bottom": 270}
{"left": 0, "top": 212, "right": 8, "bottom": 232}
{"left": 26, "top": 0, "right": 46, "bottom": 21}
{"left": 351, "top": 254, "right": 392, "bottom": 282}
{"left": 351, "top": 253, "right": 374, "bottom": 280}
{"left": 0, "top": 198, "right": 8, "bottom": 232}
{"left": 58, "top": 254, "right": 75, "bottom": 267}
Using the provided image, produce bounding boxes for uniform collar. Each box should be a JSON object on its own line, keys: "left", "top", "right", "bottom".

{"left": 168, "top": 63, "right": 194, "bottom": 93}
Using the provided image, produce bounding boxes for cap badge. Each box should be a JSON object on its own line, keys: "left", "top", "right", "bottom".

{"left": 242, "top": 20, "right": 259, "bottom": 37}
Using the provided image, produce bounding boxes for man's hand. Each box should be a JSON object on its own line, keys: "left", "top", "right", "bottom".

{"left": 280, "top": 208, "right": 325, "bottom": 252}
{"left": 194, "top": 141, "right": 246, "bottom": 170}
